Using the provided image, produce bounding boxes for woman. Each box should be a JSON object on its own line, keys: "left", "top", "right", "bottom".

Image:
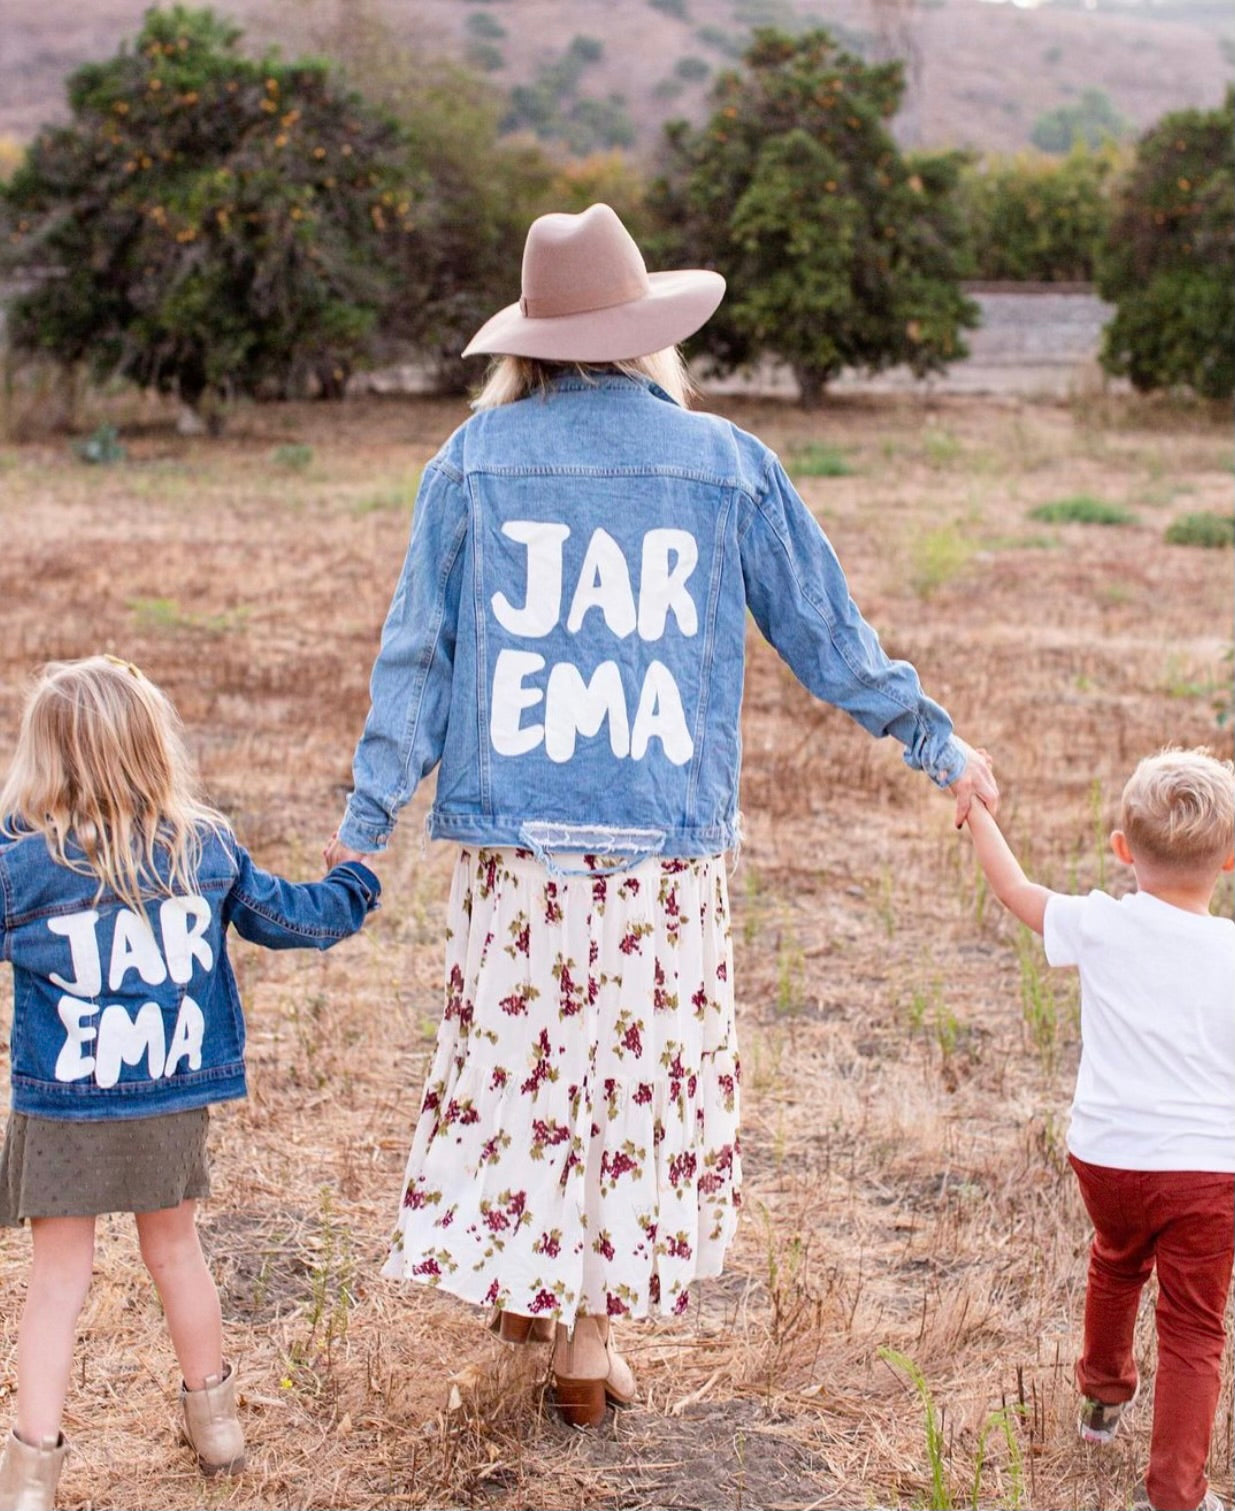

{"left": 326, "top": 203, "right": 997, "bottom": 1427}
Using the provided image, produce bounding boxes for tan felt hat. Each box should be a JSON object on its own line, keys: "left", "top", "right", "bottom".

{"left": 461, "top": 203, "right": 725, "bottom": 363}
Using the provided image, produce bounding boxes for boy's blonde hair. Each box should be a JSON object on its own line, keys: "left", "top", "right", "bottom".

{"left": 0, "top": 656, "right": 227, "bottom": 914}
{"left": 471, "top": 348, "right": 696, "bottom": 411}
{"left": 1120, "top": 746, "right": 1235, "bottom": 870}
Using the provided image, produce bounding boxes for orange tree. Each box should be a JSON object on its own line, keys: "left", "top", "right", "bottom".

{"left": 959, "top": 144, "right": 1120, "bottom": 283}
{"left": 0, "top": 6, "right": 414, "bottom": 409}
{"left": 648, "top": 29, "right": 977, "bottom": 406}
{"left": 1096, "top": 90, "right": 1233, "bottom": 400}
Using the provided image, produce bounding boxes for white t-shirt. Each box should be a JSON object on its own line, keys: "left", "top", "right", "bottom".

{"left": 1044, "top": 888, "right": 1235, "bottom": 1172}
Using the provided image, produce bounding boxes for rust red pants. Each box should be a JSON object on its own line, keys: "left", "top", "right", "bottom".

{"left": 1070, "top": 1156, "right": 1234, "bottom": 1511}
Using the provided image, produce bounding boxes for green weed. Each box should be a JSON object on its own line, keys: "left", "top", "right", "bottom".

{"left": 271, "top": 442, "right": 314, "bottom": 471}
{"left": 1164, "top": 511, "right": 1233, "bottom": 549}
{"left": 878, "top": 1348, "right": 952, "bottom": 1509}
{"left": 787, "top": 442, "right": 853, "bottom": 477}
{"left": 971, "top": 1403, "right": 1026, "bottom": 1510}
{"left": 922, "top": 427, "right": 961, "bottom": 468}
{"left": 73, "top": 423, "right": 126, "bottom": 465}
{"left": 128, "top": 596, "right": 248, "bottom": 634}
{"left": 909, "top": 523, "right": 976, "bottom": 598}
{"left": 1028, "top": 495, "right": 1136, "bottom": 526}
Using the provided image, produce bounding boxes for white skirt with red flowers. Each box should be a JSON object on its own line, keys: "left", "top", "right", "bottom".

{"left": 381, "top": 846, "right": 741, "bottom": 1324}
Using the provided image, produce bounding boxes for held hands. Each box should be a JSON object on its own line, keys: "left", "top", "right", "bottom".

{"left": 947, "top": 739, "right": 998, "bottom": 828}
{"left": 323, "top": 832, "right": 371, "bottom": 872}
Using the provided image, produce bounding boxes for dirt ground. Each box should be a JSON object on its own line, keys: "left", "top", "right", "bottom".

{"left": 0, "top": 387, "right": 1231, "bottom": 1510}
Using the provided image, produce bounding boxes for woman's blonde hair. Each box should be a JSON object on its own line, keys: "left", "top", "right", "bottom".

{"left": 471, "top": 349, "right": 696, "bottom": 411}
{"left": 0, "top": 656, "right": 227, "bottom": 914}
{"left": 1120, "top": 746, "right": 1235, "bottom": 869}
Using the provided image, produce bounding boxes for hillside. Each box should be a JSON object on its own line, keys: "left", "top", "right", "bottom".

{"left": 1, "top": 0, "right": 1231, "bottom": 156}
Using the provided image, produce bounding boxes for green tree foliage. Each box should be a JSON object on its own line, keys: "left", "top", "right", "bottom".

{"left": 503, "top": 36, "right": 636, "bottom": 155}
{"left": 0, "top": 6, "right": 413, "bottom": 408}
{"left": 1096, "top": 90, "right": 1233, "bottom": 399}
{"left": 1031, "top": 88, "right": 1128, "bottom": 154}
{"left": 650, "top": 29, "right": 977, "bottom": 405}
{"left": 388, "top": 67, "right": 558, "bottom": 390}
{"left": 959, "top": 145, "right": 1121, "bottom": 282}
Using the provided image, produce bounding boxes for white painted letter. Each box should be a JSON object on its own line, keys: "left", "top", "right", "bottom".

{"left": 54, "top": 996, "right": 99, "bottom": 1082}
{"left": 566, "top": 529, "right": 637, "bottom": 638}
{"left": 638, "top": 529, "right": 699, "bottom": 641}
{"left": 108, "top": 908, "right": 168, "bottom": 991}
{"left": 491, "top": 521, "right": 571, "bottom": 637}
{"left": 491, "top": 649, "right": 546, "bottom": 757}
{"left": 48, "top": 910, "right": 102, "bottom": 998}
{"left": 544, "top": 660, "right": 631, "bottom": 763}
{"left": 160, "top": 895, "right": 213, "bottom": 984}
{"left": 94, "top": 1002, "right": 167, "bottom": 1089}
{"left": 630, "top": 661, "right": 694, "bottom": 766}
{"left": 164, "top": 994, "right": 206, "bottom": 1077}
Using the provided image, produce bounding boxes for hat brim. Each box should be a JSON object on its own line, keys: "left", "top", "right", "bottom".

{"left": 461, "top": 269, "right": 725, "bottom": 362}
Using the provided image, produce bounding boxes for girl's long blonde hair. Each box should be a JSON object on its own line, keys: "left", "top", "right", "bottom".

{"left": 471, "top": 349, "right": 696, "bottom": 411}
{"left": 0, "top": 656, "right": 228, "bottom": 914}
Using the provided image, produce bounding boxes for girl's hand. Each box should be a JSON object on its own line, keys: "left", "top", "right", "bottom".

{"left": 323, "top": 833, "right": 371, "bottom": 871}
{"left": 948, "top": 740, "right": 998, "bottom": 827}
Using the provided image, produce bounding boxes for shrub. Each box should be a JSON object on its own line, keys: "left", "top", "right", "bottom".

{"left": 649, "top": 29, "right": 977, "bottom": 406}
{"left": 1029, "top": 495, "right": 1137, "bottom": 525}
{"left": 1164, "top": 512, "right": 1234, "bottom": 548}
{"left": 0, "top": 6, "right": 412, "bottom": 410}
{"left": 1031, "top": 87, "right": 1128, "bottom": 154}
{"left": 959, "top": 144, "right": 1121, "bottom": 282}
{"left": 1096, "top": 91, "right": 1234, "bottom": 399}
{"left": 786, "top": 443, "right": 852, "bottom": 477}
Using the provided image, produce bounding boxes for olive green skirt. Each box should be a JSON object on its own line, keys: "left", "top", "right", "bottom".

{"left": 0, "top": 1108, "right": 211, "bottom": 1225}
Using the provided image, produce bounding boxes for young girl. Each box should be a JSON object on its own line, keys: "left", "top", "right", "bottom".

{"left": 0, "top": 656, "right": 380, "bottom": 1511}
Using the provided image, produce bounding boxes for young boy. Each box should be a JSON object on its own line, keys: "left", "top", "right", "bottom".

{"left": 964, "top": 747, "right": 1234, "bottom": 1511}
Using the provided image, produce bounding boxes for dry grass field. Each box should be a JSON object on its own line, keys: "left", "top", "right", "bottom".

{"left": 0, "top": 386, "right": 1231, "bottom": 1510}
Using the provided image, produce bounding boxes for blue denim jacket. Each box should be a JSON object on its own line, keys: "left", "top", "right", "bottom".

{"left": 339, "top": 374, "right": 965, "bottom": 866}
{"left": 0, "top": 825, "right": 380, "bottom": 1120}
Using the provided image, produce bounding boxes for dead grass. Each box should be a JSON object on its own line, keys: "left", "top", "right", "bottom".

{"left": 0, "top": 389, "right": 1231, "bottom": 1510}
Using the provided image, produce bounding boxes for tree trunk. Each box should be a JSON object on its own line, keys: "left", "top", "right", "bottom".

{"left": 792, "top": 365, "right": 828, "bottom": 410}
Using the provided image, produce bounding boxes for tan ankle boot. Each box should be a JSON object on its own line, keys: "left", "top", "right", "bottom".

{"left": 552, "top": 1315, "right": 638, "bottom": 1427}
{"left": 0, "top": 1428, "right": 67, "bottom": 1511}
{"left": 594, "top": 1316, "right": 636, "bottom": 1405}
{"left": 180, "top": 1366, "right": 245, "bottom": 1476}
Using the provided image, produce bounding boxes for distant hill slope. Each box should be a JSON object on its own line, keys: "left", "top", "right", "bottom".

{"left": 1, "top": 0, "right": 1230, "bottom": 155}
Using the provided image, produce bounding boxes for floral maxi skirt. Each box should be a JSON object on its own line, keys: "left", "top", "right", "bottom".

{"left": 382, "top": 848, "right": 741, "bottom": 1323}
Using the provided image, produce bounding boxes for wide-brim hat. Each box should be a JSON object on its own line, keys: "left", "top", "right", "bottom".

{"left": 461, "top": 203, "right": 725, "bottom": 363}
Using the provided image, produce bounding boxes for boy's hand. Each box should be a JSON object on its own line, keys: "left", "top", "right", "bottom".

{"left": 948, "top": 740, "right": 999, "bottom": 827}
{"left": 323, "top": 832, "right": 372, "bottom": 872}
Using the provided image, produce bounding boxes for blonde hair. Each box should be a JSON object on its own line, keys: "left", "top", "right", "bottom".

{"left": 0, "top": 656, "right": 228, "bottom": 914}
{"left": 471, "top": 349, "right": 696, "bottom": 411}
{"left": 1120, "top": 746, "right": 1235, "bottom": 870}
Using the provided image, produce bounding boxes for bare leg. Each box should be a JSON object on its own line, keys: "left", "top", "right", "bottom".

{"left": 15, "top": 1217, "right": 96, "bottom": 1443}
{"left": 136, "top": 1200, "right": 223, "bottom": 1390}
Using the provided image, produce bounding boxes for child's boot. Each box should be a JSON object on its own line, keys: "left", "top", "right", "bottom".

{"left": 0, "top": 1428, "right": 68, "bottom": 1511}
{"left": 180, "top": 1366, "right": 245, "bottom": 1476}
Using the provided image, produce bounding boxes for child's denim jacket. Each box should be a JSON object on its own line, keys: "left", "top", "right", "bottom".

{"left": 0, "top": 826, "right": 379, "bottom": 1120}
{"left": 339, "top": 373, "right": 965, "bottom": 868}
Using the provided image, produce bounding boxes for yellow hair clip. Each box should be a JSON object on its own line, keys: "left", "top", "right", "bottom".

{"left": 102, "top": 653, "right": 144, "bottom": 680}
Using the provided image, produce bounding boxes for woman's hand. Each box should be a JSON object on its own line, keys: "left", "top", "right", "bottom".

{"left": 323, "top": 832, "right": 372, "bottom": 871}
{"left": 947, "top": 740, "right": 998, "bottom": 827}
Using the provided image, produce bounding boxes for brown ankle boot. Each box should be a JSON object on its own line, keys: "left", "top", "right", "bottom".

{"left": 0, "top": 1428, "right": 67, "bottom": 1511}
{"left": 180, "top": 1365, "right": 245, "bottom": 1476}
{"left": 487, "top": 1307, "right": 555, "bottom": 1345}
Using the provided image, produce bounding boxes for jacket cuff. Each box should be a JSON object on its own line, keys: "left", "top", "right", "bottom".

{"left": 337, "top": 804, "right": 393, "bottom": 853}
{"left": 332, "top": 860, "right": 382, "bottom": 908}
{"left": 925, "top": 736, "right": 968, "bottom": 790}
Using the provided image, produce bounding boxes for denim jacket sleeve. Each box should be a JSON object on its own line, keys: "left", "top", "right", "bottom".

{"left": 338, "top": 460, "right": 468, "bottom": 851}
{"left": 739, "top": 455, "right": 966, "bottom": 788}
{"left": 225, "top": 845, "right": 381, "bottom": 948}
